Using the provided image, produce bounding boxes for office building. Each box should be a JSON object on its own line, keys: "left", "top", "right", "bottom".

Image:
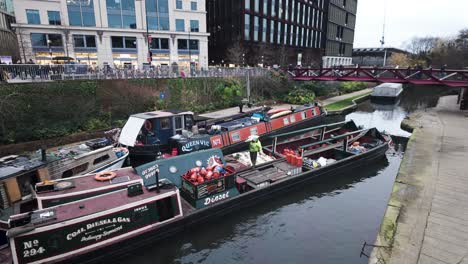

{"left": 12, "top": 0, "right": 209, "bottom": 68}
{"left": 0, "top": 0, "right": 20, "bottom": 63}
{"left": 207, "top": 0, "right": 328, "bottom": 67}
{"left": 323, "top": 0, "right": 356, "bottom": 67}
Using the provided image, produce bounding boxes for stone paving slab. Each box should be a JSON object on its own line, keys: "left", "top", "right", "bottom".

{"left": 370, "top": 95, "right": 468, "bottom": 264}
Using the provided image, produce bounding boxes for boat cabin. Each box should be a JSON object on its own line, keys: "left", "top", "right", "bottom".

{"left": 119, "top": 110, "right": 195, "bottom": 147}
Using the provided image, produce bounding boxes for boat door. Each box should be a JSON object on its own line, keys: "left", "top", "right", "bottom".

{"left": 174, "top": 115, "right": 184, "bottom": 135}
{"left": 156, "top": 117, "right": 173, "bottom": 145}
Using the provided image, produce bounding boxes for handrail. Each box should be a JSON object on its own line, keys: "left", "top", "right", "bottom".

{"left": 270, "top": 120, "right": 351, "bottom": 139}
{"left": 298, "top": 128, "right": 368, "bottom": 150}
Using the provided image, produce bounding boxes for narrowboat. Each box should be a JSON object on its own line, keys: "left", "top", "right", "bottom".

{"left": 5, "top": 124, "right": 389, "bottom": 264}
{"left": 118, "top": 103, "right": 326, "bottom": 167}
{"left": 0, "top": 140, "right": 128, "bottom": 232}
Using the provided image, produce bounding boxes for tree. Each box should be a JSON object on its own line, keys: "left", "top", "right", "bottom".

{"left": 225, "top": 41, "right": 246, "bottom": 66}
{"left": 388, "top": 53, "right": 411, "bottom": 67}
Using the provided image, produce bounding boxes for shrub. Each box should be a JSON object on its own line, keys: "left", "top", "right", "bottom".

{"left": 285, "top": 87, "right": 316, "bottom": 104}
{"left": 339, "top": 82, "right": 368, "bottom": 94}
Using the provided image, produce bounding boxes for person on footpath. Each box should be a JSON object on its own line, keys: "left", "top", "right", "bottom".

{"left": 247, "top": 135, "right": 262, "bottom": 168}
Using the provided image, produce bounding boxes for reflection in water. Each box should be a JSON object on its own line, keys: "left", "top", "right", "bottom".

{"left": 346, "top": 85, "right": 449, "bottom": 137}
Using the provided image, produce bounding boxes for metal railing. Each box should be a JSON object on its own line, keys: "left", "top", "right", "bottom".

{"left": 0, "top": 64, "right": 271, "bottom": 83}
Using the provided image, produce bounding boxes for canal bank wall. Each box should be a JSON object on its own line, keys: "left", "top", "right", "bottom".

{"left": 369, "top": 95, "right": 468, "bottom": 264}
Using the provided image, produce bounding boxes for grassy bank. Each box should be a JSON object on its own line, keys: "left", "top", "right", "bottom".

{"left": 324, "top": 92, "right": 371, "bottom": 111}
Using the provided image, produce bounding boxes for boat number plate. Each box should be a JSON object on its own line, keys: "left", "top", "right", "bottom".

{"left": 204, "top": 191, "right": 229, "bottom": 206}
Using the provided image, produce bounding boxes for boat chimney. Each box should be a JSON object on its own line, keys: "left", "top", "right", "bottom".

{"left": 40, "top": 148, "right": 47, "bottom": 162}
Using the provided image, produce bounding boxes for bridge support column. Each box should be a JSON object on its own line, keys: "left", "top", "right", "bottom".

{"left": 459, "top": 88, "right": 467, "bottom": 110}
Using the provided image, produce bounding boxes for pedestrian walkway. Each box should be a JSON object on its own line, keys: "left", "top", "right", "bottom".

{"left": 321, "top": 88, "right": 373, "bottom": 105}
{"left": 199, "top": 88, "right": 374, "bottom": 119}
{"left": 370, "top": 95, "right": 468, "bottom": 264}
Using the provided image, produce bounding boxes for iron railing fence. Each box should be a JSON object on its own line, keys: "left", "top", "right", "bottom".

{"left": 0, "top": 64, "right": 271, "bottom": 82}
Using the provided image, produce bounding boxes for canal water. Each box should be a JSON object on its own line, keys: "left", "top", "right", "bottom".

{"left": 118, "top": 86, "right": 448, "bottom": 264}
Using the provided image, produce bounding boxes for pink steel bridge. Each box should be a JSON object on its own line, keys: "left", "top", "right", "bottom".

{"left": 289, "top": 67, "right": 468, "bottom": 87}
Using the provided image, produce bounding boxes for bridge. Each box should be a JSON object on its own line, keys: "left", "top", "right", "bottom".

{"left": 289, "top": 67, "right": 468, "bottom": 87}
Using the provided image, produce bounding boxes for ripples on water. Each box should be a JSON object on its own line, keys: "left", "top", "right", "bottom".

{"left": 118, "top": 85, "right": 447, "bottom": 264}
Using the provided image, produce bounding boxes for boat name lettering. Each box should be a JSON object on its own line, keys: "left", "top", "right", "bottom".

{"left": 181, "top": 140, "right": 211, "bottom": 152}
{"left": 134, "top": 205, "right": 148, "bottom": 212}
{"left": 204, "top": 191, "right": 229, "bottom": 206}
{"left": 80, "top": 225, "right": 124, "bottom": 242}
{"left": 66, "top": 217, "right": 131, "bottom": 240}
{"left": 141, "top": 165, "right": 159, "bottom": 180}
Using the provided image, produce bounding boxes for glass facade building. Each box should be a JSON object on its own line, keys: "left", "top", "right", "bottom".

{"left": 208, "top": 0, "right": 328, "bottom": 66}
{"left": 67, "top": 0, "right": 96, "bottom": 27}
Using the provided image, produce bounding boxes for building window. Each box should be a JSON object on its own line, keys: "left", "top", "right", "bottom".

{"left": 263, "top": 0, "right": 267, "bottom": 15}
{"left": 177, "top": 39, "right": 199, "bottom": 51}
{"left": 254, "top": 16, "right": 259, "bottom": 41}
{"left": 277, "top": 21, "right": 281, "bottom": 44}
{"left": 254, "top": 0, "right": 259, "bottom": 12}
{"left": 245, "top": 0, "right": 250, "bottom": 10}
{"left": 285, "top": 0, "right": 288, "bottom": 20}
{"left": 270, "top": 20, "right": 274, "bottom": 43}
{"left": 176, "top": 19, "right": 184, "bottom": 31}
{"left": 111, "top": 36, "right": 136, "bottom": 49}
{"left": 106, "top": 0, "right": 136, "bottom": 29}
{"left": 190, "top": 20, "right": 199, "bottom": 32}
{"left": 67, "top": 0, "right": 96, "bottom": 27}
{"left": 150, "top": 38, "right": 169, "bottom": 49}
{"left": 26, "top": 9, "right": 40, "bottom": 24}
{"left": 345, "top": 13, "right": 349, "bottom": 25}
{"left": 31, "top": 33, "right": 63, "bottom": 47}
{"left": 176, "top": 0, "right": 182, "bottom": 9}
{"left": 47, "top": 11, "right": 61, "bottom": 25}
{"left": 191, "top": 1, "right": 197, "bottom": 11}
{"left": 343, "top": 0, "right": 347, "bottom": 7}
{"left": 146, "top": 0, "right": 169, "bottom": 30}
{"left": 244, "top": 14, "right": 250, "bottom": 40}
{"left": 73, "top": 35, "right": 96, "bottom": 48}
{"left": 271, "top": 0, "right": 275, "bottom": 16}
{"left": 262, "top": 18, "right": 266, "bottom": 42}
{"left": 31, "top": 33, "right": 47, "bottom": 47}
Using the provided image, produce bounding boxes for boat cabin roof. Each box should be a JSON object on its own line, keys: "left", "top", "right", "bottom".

{"left": 0, "top": 155, "right": 45, "bottom": 180}
{"left": 35, "top": 167, "right": 141, "bottom": 198}
{"left": 18, "top": 183, "right": 178, "bottom": 229}
{"left": 131, "top": 110, "right": 194, "bottom": 120}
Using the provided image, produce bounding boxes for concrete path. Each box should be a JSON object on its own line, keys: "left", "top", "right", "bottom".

{"left": 370, "top": 95, "right": 468, "bottom": 264}
{"left": 199, "top": 88, "right": 373, "bottom": 119}
{"left": 321, "top": 88, "right": 373, "bottom": 105}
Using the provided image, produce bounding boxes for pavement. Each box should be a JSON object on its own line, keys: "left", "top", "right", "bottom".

{"left": 321, "top": 88, "right": 373, "bottom": 105}
{"left": 198, "top": 88, "right": 374, "bottom": 119}
{"left": 370, "top": 95, "right": 468, "bottom": 264}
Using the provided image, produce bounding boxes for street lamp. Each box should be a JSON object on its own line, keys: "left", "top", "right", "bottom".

{"left": 242, "top": 53, "right": 245, "bottom": 67}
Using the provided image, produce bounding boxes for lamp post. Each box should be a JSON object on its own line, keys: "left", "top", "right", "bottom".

{"left": 188, "top": 26, "right": 192, "bottom": 76}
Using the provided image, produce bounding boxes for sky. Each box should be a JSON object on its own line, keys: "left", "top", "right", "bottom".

{"left": 354, "top": 0, "right": 468, "bottom": 49}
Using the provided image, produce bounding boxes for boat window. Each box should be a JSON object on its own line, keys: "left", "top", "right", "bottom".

{"left": 174, "top": 116, "right": 183, "bottom": 134}
{"left": 185, "top": 115, "right": 193, "bottom": 129}
{"left": 62, "top": 163, "right": 89, "bottom": 178}
{"left": 93, "top": 154, "right": 110, "bottom": 165}
{"left": 283, "top": 117, "right": 289, "bottom": 125}
{"left": 231, "top": 132, "right": 241, "bottom": 142}
{"left": 290, "top": 115, "right": 296, "bottom": 123}
{"left": 301, "top": 111, "right": 307, "bottom": 119}
{"left": 250, "top": 127, "right": 258, "bottom": 135}
{"left": 312, "top": 108, "right": 317, "bottom": 116}
{"left": 160, "top": 118, "right": 170, "bottom": 129}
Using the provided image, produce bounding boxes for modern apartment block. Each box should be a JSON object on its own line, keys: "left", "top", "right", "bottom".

{"left": 207, "top": 0, "right": 329, "bottom": 67}
{"left": 0, "top": 0, "right": 20, "bottom": 63}
{"left": 322, "top": 0, "right": 356, "bottom": 67}
{"left": 12, "top": 0, "right": 209, "bottom": 68}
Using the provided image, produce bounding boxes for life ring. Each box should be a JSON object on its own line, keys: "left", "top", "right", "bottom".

{"left": 144, "top": 120, "right": 153, "bottom": 131}
{"left": 94, "top": 171, "right": 117, "bottom": 181}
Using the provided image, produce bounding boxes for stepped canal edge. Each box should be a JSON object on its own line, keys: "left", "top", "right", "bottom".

{"left": 369, "top": 95, "right": 468, "bottom": 264}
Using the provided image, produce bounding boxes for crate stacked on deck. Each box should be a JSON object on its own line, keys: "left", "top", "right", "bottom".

{"left": 180, "top": 164, "right": 238, "bottom": 209}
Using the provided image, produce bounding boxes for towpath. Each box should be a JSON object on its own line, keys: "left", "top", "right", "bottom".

{"left": 370, "top": 95, "right": 468, "bottom": 264}
{"left": 198, "top": 88, "right": 373, "bottom": 119}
